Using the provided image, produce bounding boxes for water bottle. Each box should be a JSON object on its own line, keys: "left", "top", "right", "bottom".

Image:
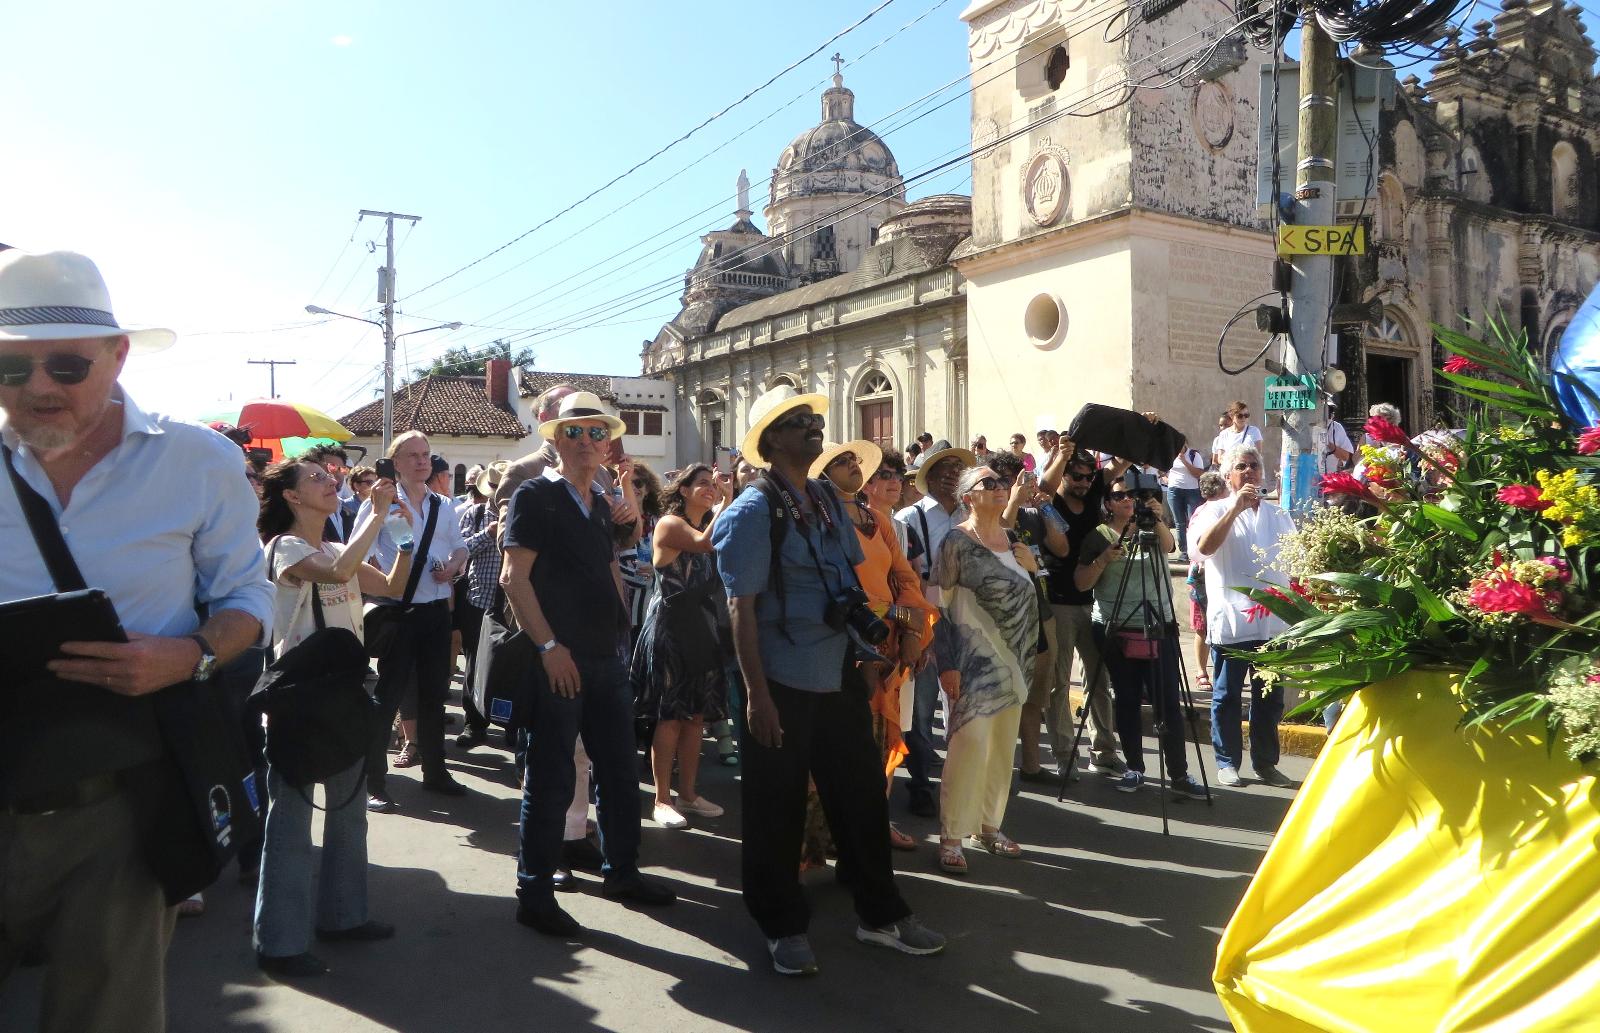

{"left": 384, "top": 505, "right": 414, "bottom": 548}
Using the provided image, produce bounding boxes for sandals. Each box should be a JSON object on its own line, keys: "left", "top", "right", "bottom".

{"left": 889, "top": 823, "right": 917, "bottom": 852}
{"left": 971, "top": 831, "right": 1023, "bottom": 858}
{"left": 1197, "top": 673, "right": 1213, "bottom": 691}
{"left": 393, "top": 742, "right": 419, "bottom": 768}
{"left": 937, "top": 843, "right": 968, "bottom": 875}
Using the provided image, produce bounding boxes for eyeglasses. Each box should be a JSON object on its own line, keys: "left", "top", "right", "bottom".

{"left": 872, "top": 468, "right": 899, "bottom": 481}
{"left": 1108, "top": 491, "right": 1132, "bottom": 501}
{"left": 1234, "top": 461, "right": 1262, "bottom": 471}
{"left": 1234, "top": 412, "right": 1251, "bottom": 420}
{"left": 561, "top": 425, "right": 612, "bottom": 441}
{"left": 351, "top": 478, "right": 376, "bottom": 488}
{"left": 0, "top": 352, "right": 98, "bottom": 387}
{"left": 299, "top": 469, "right": 334, "bottom": 485}
{"left": 827, "top": 452, "right": 859, "bottom": 467}
{"left": 1066, "top": 470, "right": 1094, "bottom": 482}
{"left": 774, "top": 411, "right": 825, "bottom": 433}
{"left": 971, "top": 477, "right": 1004, "bottom": 492}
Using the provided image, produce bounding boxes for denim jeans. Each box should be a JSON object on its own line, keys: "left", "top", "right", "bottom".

{"left": 1210, "top": 640, "right": 1284, "bottom": 772}
{"left": 516, "top": 652, "right": 641, "bottom": 904}
{"left": 1166, "top": 486, "right": 1204, "bottom": 558}
{"left": 252, "top": 760, "right": 369, "bottom": 957}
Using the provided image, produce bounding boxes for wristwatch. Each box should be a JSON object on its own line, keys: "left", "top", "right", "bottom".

{"left": 188, "top": 634, "right": 217, "bottom": 682}
{"left": 398, "top": 540, "right": 415, "bottom": 553}
{"left": 537, "top": 638, "right": 559, "bottom": 654}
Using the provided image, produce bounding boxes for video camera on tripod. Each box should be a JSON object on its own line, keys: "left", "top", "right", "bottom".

{"left": 1123, "top": 469, "right": 1164, "bottom": 533}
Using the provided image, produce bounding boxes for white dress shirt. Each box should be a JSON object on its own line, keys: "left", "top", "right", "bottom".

{"left": 0, "top": 390, "right": 274, "bottom": 639}
{"left": 1187, "top": 496, "right": 1295, "bottom": 645}
{"left": 358, "top": 480, "right": 467, "bottom": 604}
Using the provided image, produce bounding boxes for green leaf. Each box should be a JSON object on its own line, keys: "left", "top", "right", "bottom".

{"left": 1417, "top": 504, "right": 1480, "bottom": 540}
{"left": 1437, "top": 370, "right": 1545, "bottom": 401}
{"left": 1308, "top": 572, "right": 1394, "bottom": 603}
{"left": 1405, "top": 576, "right": 1459, "bottom": 621}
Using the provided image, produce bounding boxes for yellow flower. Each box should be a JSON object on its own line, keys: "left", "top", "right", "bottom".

{"left": 1535, "top": 469, "right": 1600, "bottom": 546}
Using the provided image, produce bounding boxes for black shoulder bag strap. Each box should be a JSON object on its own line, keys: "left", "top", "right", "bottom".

{"left": 399, "top": 494, "right": 441, "bottom": 608}
{"left": 915, "top": 505, "right": 933, "bottom": 581}
{"left": 3, "top": 444, "right": 89, "bottom": 593}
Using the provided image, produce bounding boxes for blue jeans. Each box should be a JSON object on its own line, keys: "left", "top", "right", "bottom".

{"left": 253, "top": 760, "right": 369, "bottom": 957}
{"left": 1166, "top": 486, "right": 1203, "bottom": 558}
{"left": 1210, "top": 641, "right": 1284, "bottom": 773}
{"left": 516, "top": 652, "right": 641, "bottom": 904}
{"left": 902, "top": 661, "right": 941, "bottom": 794}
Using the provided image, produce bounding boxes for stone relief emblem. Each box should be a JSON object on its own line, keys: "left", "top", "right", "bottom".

{"left": 1192, "top": 81, "right": 1235, "bottom": 151}
{"left": 973, "top": 117, "right": 1001, "bottom": 160}
{"left": 1022, "top": 146, "right": 1070, "bottom": 227}
{"left": 875, "top": 247, "right": 895, "bottom": 277}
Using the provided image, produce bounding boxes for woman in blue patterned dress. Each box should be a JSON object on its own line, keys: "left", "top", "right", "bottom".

{"left": 933, "top": 465, "right": 1040, "bottom": 875}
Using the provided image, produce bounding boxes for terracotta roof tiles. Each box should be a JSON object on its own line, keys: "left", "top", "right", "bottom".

{"left": 339, "top": 375, "right": 527, "bottom": 438}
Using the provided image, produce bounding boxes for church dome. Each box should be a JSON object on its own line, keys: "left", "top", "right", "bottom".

{"left": 769, "top": 70, "right": 903, "bottom": 208}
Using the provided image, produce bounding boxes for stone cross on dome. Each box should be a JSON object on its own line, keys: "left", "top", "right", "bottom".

{"left": 831, "top": 52, "right": 844, "bottom": 87}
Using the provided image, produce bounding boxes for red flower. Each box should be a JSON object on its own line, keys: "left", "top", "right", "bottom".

{"left": 1243, "top": 603, "right": 1271, "bottom": 623}
{"left": 1363, "top": 415, "right": 1411, "bottom": 447}
{"left": 1577, "top": 427, "right": 1600, "bottom": 456}
{"left": 1467, "top": 569, "right": 1558, "bottom": 619}
{"left": 1319, "top": 472, "right": 1375, "bottom": 500}
{"left": 1442, "top": 355, "right": 1486, "bottom": 375}
{"left": 1496, "top": 484, "right": 1552, "bottom": 511}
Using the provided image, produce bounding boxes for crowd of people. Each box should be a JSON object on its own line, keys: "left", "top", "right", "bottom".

{"left": 2, "top": 249, "right": 1385, "bottom": 1030}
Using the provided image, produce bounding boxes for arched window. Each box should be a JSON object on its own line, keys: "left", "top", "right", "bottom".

{"left": 855, "top": 370, "right": 895, "bottom": 453}
{"left": 453, "top": 463, "right": 467, "bottom": 497}
{"left": 1553, "top": 141, "right": 1580, "bottom": 221}
{"left": 769, "top": 373, "right": 800, "bottom": 391}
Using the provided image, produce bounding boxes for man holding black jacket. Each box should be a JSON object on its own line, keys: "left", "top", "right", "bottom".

{"left": 0, "top": 250, "right": 273, "bottom": 1033}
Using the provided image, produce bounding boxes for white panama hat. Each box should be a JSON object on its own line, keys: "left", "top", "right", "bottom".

{"left": 537, "top": 390, "right": 626, "bottom": 440}
{"left": 0, "top": 250, "right": 174, "bottom": 352}
{"left": 809, "top": 438, "right": 885, "bottom": 482}
{"left": 739, "top": 385, "right": 829, "bottom": 469}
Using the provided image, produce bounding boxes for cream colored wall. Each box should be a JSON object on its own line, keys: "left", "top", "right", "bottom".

{"left": 963, "top": 230, "right": 1134, "bottom": 441}
{"left": 1128, "top": 219, "right": 1278, "bottom": 473}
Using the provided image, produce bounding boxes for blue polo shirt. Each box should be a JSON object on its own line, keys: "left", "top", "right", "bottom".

{"left": 712, "top": 478, "right": 864, "bottom": 692}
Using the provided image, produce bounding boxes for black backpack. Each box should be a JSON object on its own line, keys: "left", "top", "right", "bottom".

{"left": 248, "top": 541, "right": 376, "bottom": 801}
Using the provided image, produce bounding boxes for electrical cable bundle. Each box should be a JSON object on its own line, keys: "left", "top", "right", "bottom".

{"left": 1237, "top": 0, "right": 1300, "bottom": 49}
{"left": 1308, "top": 0, "right": 1465, "bottom": 46}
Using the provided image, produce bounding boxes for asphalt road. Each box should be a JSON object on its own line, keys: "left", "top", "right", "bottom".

{"left": 1, "top": 687, "right": 1306, "bottom": 1033}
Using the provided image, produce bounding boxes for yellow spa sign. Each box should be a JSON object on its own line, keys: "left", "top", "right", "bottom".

{"left": 1275, "top": 224, "right": 1365, "bottom": 255}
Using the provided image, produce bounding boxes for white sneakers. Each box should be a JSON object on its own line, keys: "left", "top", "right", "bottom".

{"left": 654, "top": 795, "right": 723, "bottom": 828}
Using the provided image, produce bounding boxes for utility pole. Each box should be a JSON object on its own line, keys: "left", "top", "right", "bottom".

{"left": 247, "top": 358, "right": 296, "bottom": 398}
{"left": 1278, "top": 21, "right": 1340, "bottom": 515}
{"left": 360, "top": 209, "right": 421, "bottom": 451}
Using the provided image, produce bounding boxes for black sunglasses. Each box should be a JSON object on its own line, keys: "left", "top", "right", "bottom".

{"left": 971, "top": 477, "right": 1004, "bottom": 491}
{"left": 872, "top": 468, "right": 899, "bottom": 481}
{"left": 1234, "top": 461, "right": 1262, "bottom": 471}
{"left": 561, "top": 425, "right": 612, "bottom": 441}
{"left": 0, "top": 352, "right": 98, "bottom": 388}
{"left": 774, "top": 411, "right": 825, "bottom": 432}
{"left": 827, "top": 452, "right": 859, "bottom": 467}
{"left": 1108, "top": 490, "right": 1132, "bottom": 501}
{"left": 1066, "top": 470, "right": 1094, "bottom": 482}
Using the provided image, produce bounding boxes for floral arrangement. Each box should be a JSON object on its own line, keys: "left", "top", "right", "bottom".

{"left": 1245, "top": 318, "right": 1600, "bottom": 760}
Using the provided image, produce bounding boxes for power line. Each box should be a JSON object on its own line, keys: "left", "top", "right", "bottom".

{"left": 399, "top": 0, "right": 908, "bottom": 302}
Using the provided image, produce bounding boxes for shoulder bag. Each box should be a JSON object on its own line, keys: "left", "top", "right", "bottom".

{"left": 363, "top": 493, "right": 440, "bottom": 658}
{"left": 3, "top": 445, "right": 263, "bottom": 904}
{"left": 248, "top": 540, "right": 376, "bottom": 802}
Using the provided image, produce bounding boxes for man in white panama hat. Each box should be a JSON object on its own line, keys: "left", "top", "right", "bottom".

{"left": 500, "top": 390, "right": 677, "bottom": 937}
{"left": 711, "top": 385, "right": 944, "bottom": 977}
{"left": 0, "top": 250, "right": 274, "bottom": 1032}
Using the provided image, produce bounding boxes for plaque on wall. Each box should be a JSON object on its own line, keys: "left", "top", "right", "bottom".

{"left": 1021, "top": 146, "right": 1071, "bottom": 227}
{"left": 1192, "top": 80, "right": 1236, "bottom": 152}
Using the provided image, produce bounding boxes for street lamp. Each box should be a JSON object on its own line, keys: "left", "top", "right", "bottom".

{"left": 304, "top": 305, "right": 462, "bottom": 450}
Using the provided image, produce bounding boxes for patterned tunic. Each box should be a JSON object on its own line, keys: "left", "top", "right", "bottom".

{"left": 934, "top": 530, "right": 1038, "bottom": 737}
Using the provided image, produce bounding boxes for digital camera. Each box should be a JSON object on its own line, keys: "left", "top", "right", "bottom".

{"left": 825, "top": 586, "right": 890, "bottom": 645}
{"left": 1124, "top": 469, "right": 1164, "bottom": 531}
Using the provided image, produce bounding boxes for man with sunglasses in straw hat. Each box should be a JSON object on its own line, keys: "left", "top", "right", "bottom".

{"left": 0, "top": 250, "right": 274, "bottom": 1032}
{"left": 711, "top": 385, "right": 944, "bottom": 977}
{"left": 499, "top": 391, "right": 676, "bottom": 937}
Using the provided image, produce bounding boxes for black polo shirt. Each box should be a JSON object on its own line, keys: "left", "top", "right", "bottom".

{"left": 504, "top": 471, "right": 628, "bottom": 659}
{"left": 1048, "top": 476, "right": 1107, "bottom": 606}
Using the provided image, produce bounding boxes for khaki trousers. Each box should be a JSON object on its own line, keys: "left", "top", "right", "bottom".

{"left": 1051, "top": 604, "right": 1121, "bottom": 766}
{"left": 0, "top": 789, "right": 175, "bottom": 1033}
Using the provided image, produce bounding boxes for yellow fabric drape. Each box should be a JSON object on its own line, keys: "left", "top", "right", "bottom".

{"left": 1214, "top": 670, "right": 1600, "bottom": 1033}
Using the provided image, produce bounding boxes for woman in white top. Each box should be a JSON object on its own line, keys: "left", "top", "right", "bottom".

{"left": 1165, "top": 442, "right": 1208, "bottom": 563}
{"left": 1211, "top": 401, "right": 1263, "bottom": 468}
{"left": 251, "top": 458, "right": 414, "bottom": 978}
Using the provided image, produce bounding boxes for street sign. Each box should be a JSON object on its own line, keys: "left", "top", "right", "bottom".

{"left": 1264, "top": 373, "right": 1319, "bottom": 412}
{"left": 1276, "top": 224, "right": 1366, "bottom": 256}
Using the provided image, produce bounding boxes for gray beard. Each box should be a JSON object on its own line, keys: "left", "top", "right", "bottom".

{"left": 14, "top": 422, "right": 76, "bottom": 452}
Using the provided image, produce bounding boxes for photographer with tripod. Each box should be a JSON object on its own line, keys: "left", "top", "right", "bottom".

{"left": 1075, "top": 475, "right": 1208, "bottom": 799}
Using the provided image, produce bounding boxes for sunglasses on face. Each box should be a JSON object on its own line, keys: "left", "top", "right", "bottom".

{"left": 1066, "top": 470, "right": 1094, "bottom": 482}
{"left": 561, "top": 425, "right": 612, "bottom": 441}
{"left": 827, "top": 453, "right": 859, "bottom": 468}
{"left": 774, "top": 411, "right": 825, "bottom": 433}
{"left": 971, "top": 477, "right": 1004, "bottom": 492}
{"left": 299, "top": 469, "right": 334, "bottom": 486}
{"left": 1234, "top": 413, "right": 1251, "bottom": 420}
{"left": 1108, "top": 490, "right": 1132, "bottom": 502}
{"left": 1235, "top": 461, "right": 1261, "bottom": 471}
{"left": 0, "top": 352, "right": 98, "bottom": 388}
{"left": 352, "top": 478, "right": 376, "bottom": 488}
{"left": 872, "top": 468, "right": 899, "bottom": 481}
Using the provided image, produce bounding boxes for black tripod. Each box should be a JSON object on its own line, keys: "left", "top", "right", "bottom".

{"left": 1054, "top": 522, "right": 1213, "bottom": 835}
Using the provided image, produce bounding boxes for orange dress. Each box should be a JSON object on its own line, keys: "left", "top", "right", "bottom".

{"left": 853, "top": 509, "right": 937, "bottom": 778}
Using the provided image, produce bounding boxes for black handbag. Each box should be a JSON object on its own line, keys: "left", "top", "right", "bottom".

{"left": 3, "top": 445, "right": 263, "bottom": 905}
{"left": 249, "top": 540, "right": 375, "bottom": 800}
{"left": 470, "top": 584, "right": 540, "bottom": 730}
{"left": 363, "top": 494, "right": 440, "bottom": 658}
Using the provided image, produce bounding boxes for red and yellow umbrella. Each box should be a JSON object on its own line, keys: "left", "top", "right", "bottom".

{"left": 203, "top": 399, "right": 353, "bottom": 461}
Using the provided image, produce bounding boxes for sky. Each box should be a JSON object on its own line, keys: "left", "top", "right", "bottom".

{"left": 3, "top": 0, "right": 974, "bottom": 423}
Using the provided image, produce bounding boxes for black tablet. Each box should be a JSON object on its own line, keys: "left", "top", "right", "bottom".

{"left": 0, "top": 589, "right": 129, "bottom": 683}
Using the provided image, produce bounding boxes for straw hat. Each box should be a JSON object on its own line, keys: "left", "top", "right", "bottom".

{"left": 914, "top": 441, "right": 977, "bottom": 494}
{"left": 474, "top": 460, "right": 508, "bottom": 492}
{"left": 739, "top": 385, "right": 829, "bottom": 469}
{"left": 538, "top": 390, "right": 626, "bottom": 441}
{"left": 0, "top": 250, "right": 174, "bottom": 352}
{"left": 808, "top": 439, "right": 884, "bottom": 482}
